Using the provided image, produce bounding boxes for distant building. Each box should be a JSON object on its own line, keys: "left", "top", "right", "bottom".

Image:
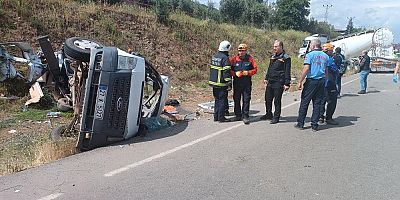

{"left": 334, "top": 29, "right": 347, "bottom": 35}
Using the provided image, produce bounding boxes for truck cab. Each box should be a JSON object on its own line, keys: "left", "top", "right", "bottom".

{"left": 298, "top": 34, "right": 328, "bottom": 57}
{"left": 77, "top": 47, "right": 169, "bottom": 150}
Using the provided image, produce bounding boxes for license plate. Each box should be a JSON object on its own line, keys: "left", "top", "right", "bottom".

{"left": 95, "top": 85, "right": 108, "bottom": 120}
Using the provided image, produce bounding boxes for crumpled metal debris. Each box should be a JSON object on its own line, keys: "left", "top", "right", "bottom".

{"left": 141, "top": 117, "right": 173, "bottom": 132}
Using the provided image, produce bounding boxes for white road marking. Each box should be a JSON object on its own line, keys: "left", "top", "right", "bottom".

{"left": 37, "top": 193, "right": 63, "bottom": 200}
{"left": 282, "top": 101, "right": 300, "bottom": 109}
{"left": 342, "top": 77, "right": 359, "bottom": 85}
{"left": 104, "top": 76, "right": 360, "bottom": 177}
{"left": 104, "top": 123, "right": 243, "bottom": 177}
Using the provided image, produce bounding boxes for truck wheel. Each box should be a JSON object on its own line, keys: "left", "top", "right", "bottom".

{"left": 57, "top": 98, "right": 73, "bottom": 112}
{"left": 64, "top": 37, "right": 102, "bottom": 62}
{"left": 51, "top": 125, "right": 67, "bottom": 141}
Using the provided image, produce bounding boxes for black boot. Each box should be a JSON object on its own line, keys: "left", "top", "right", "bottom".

{"left": 243, "top": 118, "right": 250, "bottom": 125}
{"left": 260, "top": 114, "right": 273, "bottom": 120}
{"left": 219, "top": 117, "right": 230, "bottom": 123}
{"left": 270, "top": 118, "right": 279, "bottom": 124}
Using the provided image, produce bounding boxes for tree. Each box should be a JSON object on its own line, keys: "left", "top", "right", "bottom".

{"left": 220, "top": 0, "right": 269, "bottom": 27}
{"left": 207, "top": 0, "right": 215, "bottom": 18}
{"left": 193, "top": 2, "right": 208, "bottom": 19}
{"left": 241, "top": 0, "right": 269, "bottom": 27}
{"left": 274, "top": 0, "right": 310, "bottom": 31}
{"left": 220, "top": 0, "right": 245, "bottom": 24}
{"left": 155, "top": 0, "right": 170, "bottom": 24}
{"left": 306, "top": 18, "right": 338, "bottom": 39}
{"left": 206, "top": 1, "right": 222, "bottom": 22}
{"left": 178, "top": 0, "right": 194, "bottom": 15}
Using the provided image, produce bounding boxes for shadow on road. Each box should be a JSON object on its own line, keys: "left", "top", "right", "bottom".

{"left": 318, "top": 115, "right": 360, "bottom": 131}
{"left": 367, "top": 90, "right": 380, "bottom": 94}
{"left": 111, "top": 113, "right": 358, "bottom": 147}
{"left": 370, "top": 71, "right": 394, "bottom": 74}
{"left": 115, "top": 121, "right": 189, "bottom": 145}
{"left": 248, "top": 115, "right": 310, "bottom": 124}
{"left": 340, "top": 93, "right": 359, "bottom": 98}
{"left": 249, "top": 110, "right": 260, "bottom": 115}
{"left": 112, "top": 110, "right": 260, "bottom": 146}
{"left": 279, "top": 116, "right": 302, "bottom": 123}
{"left": 254, "top": 115, "right": 359, "bottom": 131}
{"left": 247, "top": 114, "right": 264, "bottom": 123}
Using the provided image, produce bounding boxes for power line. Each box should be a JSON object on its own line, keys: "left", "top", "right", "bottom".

{"left": 323, "top": 4, "right": 333, "bottom": 22}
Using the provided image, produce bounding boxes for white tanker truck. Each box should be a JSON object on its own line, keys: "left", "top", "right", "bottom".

{"left": 299, "top": 28, "right": 396, "bottom": 71}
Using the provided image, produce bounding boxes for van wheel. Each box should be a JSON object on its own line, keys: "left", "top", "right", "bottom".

{"left": 64, "top": 37, "right": 102, "bottom": 62}
{"left": 57, "top": 98, "right": 73, "bottom": 112}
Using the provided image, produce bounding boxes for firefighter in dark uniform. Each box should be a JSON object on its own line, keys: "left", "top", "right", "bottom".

{"left": 209, "top": 40, "right": 232, "bottom": 122}
{"left": 260, "top": 40, "right": 291, "bottom": 124}
{"left": 319, "top": 43, "right": 339, "bottom": 125}
{"left": 230, "top": 44, "right": 258, "bottom": 124}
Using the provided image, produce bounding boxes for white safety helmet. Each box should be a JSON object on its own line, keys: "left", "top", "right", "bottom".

{"left": 218, "top": 40, "right": 231, "bottom": 52}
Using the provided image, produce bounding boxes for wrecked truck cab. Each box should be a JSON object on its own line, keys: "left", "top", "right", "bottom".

{"left": 77, "top": 47, "right": 169, "bottom": 150}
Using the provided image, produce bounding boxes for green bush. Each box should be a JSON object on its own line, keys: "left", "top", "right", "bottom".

{"left": 155, "top": 0, "right": 170, "bottom": 24}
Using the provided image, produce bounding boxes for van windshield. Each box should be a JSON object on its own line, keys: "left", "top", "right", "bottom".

{"left": 301, "top": 40, "right": 310, "bottom": 48}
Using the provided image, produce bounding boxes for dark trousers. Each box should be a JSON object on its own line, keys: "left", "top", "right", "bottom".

{"left": 224, "top": 98, "right": 229, "bottom": 114}
{"left": 297, "top": 78, "right": 325, "bottom": 128}
{"left": 213, "top": 87, "right": 228, "bottom": 121}
{"left": 336, "top": 74, "right": 343, "bottom": 95}
{"left": 233, "top": 80, "right": 251, "bottom": 119}
{"left": 320, "top": 86, "right": 338, "bottom": 120}
{"left": 265, "top": 84, "right": 284, "bottom": 119}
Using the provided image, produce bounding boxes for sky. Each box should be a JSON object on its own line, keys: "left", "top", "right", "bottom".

{"left": 198, "top": 0, "right": 400, "bottom": 43}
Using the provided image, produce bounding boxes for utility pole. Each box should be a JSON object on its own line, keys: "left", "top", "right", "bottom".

{"left": 323, "top": 4, "right": 333, "bottom": 22}
{"left": 346, "top": 17, "right": 355, "bottom": 34}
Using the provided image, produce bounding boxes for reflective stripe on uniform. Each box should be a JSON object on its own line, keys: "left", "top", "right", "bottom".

{"left": 208, "top": 80, "right": 229, "bottom": 86}
{"left": 222, "top": 66, "right": 231, "bottom": 70}
{"left": 210, "top": 65, "right": 231, "bottom": 70}
{"left": 217, "top": 68, "right": 221, "bottom": 83}
{"left": 209, "top": 65, "right": 231, "bottom": 86}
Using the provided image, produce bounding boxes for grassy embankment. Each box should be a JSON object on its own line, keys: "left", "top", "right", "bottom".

{"left": 0, "top": 0, "right": 308, "bottom": 175}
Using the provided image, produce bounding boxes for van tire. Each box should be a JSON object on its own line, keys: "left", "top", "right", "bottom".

{"left": 64, "top": 37, "right": 102, "bottom": 62}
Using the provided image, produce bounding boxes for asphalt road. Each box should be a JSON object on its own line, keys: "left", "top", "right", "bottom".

{"left": 1, "top": 73, "right": 400, "bottom": 200}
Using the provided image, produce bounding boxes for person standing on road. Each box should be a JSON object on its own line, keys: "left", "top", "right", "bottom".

{"left": 358, "top": 50, "right": 371, "bottom": 94}
{"left": 392, "top": 57, "right": 399, "bottom": 83}
{"left": 294, "top": 39, "right": 329, "bottom": 132}
{"left": 333, "top": 47, "right": 346, "bottom": 97}
{"left": 208, "top": 40, "right": 232, "bottom": 123}
{"left": 231, "top": 43, "right": 258, "bottom": 125}
{"left": 260, "top": 40, "right": 291, "bottom": 124}
{"left": 319, "top": 43, "right": 339, "bottom": 125}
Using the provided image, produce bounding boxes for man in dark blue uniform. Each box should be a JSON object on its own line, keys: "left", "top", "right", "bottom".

{"left": 294, "top": 39, "right": 329, "bottom": 132}
{"left": 208, "top": 40, "right": 232, "bottom": 122}
{"left": 320, "top": 43, "right": 339, "bottom": 125}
